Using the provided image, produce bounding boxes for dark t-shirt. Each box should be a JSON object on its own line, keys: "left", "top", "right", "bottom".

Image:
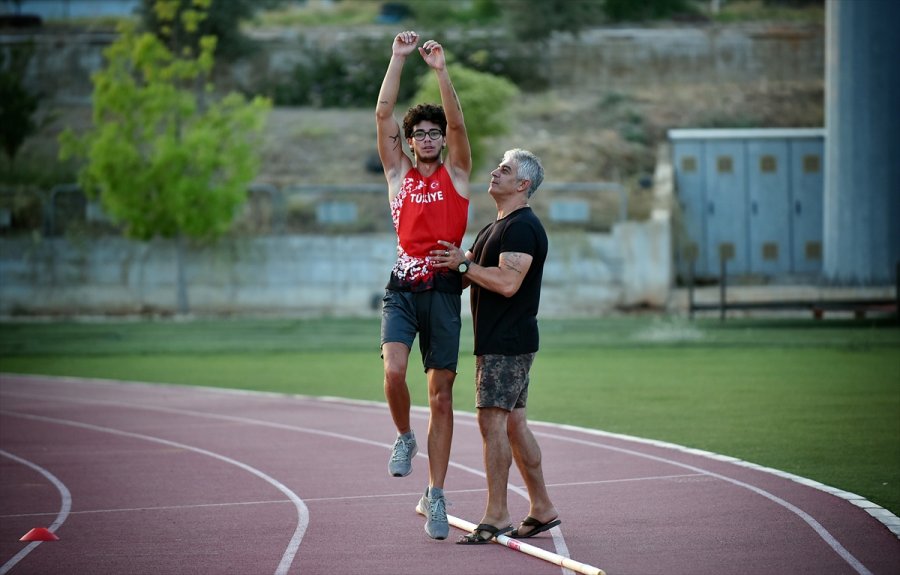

{"left": 469, "top": 207, "right": 548, "bottom": 356}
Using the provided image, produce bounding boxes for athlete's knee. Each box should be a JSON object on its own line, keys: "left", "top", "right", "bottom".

{"left": 384, "top": 361, "right": 408, "bottom": 388}
{"left": 428, "top": 372, "right": 454, "bottom": 412}
{"left": 429, "top": 385, "right": 453, "bottom": 414}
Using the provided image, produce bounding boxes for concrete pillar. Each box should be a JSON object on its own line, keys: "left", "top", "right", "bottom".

{"left": 824, "top": 0, "right": 900, "bottom": 285}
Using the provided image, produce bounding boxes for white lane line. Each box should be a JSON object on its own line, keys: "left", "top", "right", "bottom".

{"left": 544, "top": 422, "right": 900, "bottom": 537}
{"left": 544, "top": 473, "right": 708, "bottom": 489}
{"left": 0, "top": 381, "right": 876, "bottom": 575}
{"left": 1, "top": 472, "right": 710, "bottom": 522}
{"left": 1, "top": 386, "right": 578, "bottom": 575}
{"left": 0, "top": 450, "right": 73, "bottom": 575}
{"left": 530, "top": 428, "right": 875, "bottom": 575}
{"left": 0, "top": 410, "right": 308, "bottom": 575}
{"left": 1, "top": 376, "right": 889, "bottom": 574}
{"left": 0, "top": 499, "right": 294, "bottom": 519}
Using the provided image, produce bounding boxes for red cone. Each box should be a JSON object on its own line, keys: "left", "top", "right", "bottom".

{"left": 20, "top": 527, "right": 59, "bottom": 542}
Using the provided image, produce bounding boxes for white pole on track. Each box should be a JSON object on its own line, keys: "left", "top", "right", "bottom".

{"left": 417, "top": 508, "right": 606, "bottom": 575}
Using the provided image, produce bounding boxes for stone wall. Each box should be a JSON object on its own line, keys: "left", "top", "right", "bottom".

{"left": 0, "top": 218, "right": 672, "bottom": 318}
{"left": 544, "top": 25, "right": 822, "bottom": 90}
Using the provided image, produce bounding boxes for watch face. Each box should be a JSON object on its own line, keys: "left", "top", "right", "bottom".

{"left": 458, "top": 262, "right": 468, "bottom": 274}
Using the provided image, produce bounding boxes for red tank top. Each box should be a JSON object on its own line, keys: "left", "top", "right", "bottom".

{"left": 388, "top": 164, "right": 469, "bottom": 292}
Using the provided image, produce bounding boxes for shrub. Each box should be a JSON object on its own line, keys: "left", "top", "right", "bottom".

{"left": 413, "top": 62, "right": 519, "bottom": 170}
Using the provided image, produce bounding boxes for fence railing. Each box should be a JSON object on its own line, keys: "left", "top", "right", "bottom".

{"left": 0, "top": 181, "right": 636, "bottom": 238}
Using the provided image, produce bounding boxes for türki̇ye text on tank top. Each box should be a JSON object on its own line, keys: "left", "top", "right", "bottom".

{"left": 387, "top": 164, "right": 469, "bottom": 293}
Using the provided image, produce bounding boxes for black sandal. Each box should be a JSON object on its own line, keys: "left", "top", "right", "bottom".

{"left": 456, "top": 523, "right": 513, "bottom": 545}
{"left": 510, "top": 516, "right": 561, "bottom": 538}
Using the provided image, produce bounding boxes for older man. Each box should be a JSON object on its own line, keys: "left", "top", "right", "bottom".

{"left": 432, "top": 149, "right": 561, "bottom": 544}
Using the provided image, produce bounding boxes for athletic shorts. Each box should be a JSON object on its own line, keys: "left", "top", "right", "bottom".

{"left": 474, "top": 353, "right": 536, "bottom": 411}
{"left": 381, "top": 289, "right": 461, "bottom": 373}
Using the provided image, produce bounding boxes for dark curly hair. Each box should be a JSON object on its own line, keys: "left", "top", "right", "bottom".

{"left": 401, "top": 103, "right": 447, "bottom": 139}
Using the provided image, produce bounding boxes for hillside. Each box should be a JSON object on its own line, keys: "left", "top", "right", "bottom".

{"left": 256, "top": 78, "right": 823, "bottom": 191}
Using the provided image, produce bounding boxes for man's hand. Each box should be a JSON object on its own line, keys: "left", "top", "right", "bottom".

{"left": 431, "top": 240, "right": 467, "bottom": 270}
{"left": 419, "top": 40, "right": 446, "bottom": 71}
{"left": 392, "top": 30, "right": 419, "bottom": 57}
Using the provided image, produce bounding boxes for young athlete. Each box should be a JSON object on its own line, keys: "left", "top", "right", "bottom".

{"left": 375, "top": 30, "right": 472, "bottom": 540}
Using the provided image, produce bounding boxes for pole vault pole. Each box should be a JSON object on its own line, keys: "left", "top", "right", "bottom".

{"left": 417, "top": 509, "right": 606, "bottom": 575}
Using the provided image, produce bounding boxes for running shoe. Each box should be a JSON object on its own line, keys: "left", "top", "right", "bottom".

{"left": 388, "top": 433, "right": 417, "bottom": 477}
{"left": 416, "top": 487, "right": 449, "bottom": 540}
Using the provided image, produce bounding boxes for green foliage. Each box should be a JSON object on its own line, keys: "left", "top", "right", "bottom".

{"left": 253, "top": 0, "right": 501, "bottom": 28}
{"left": 500, "top": 0, "right": 605, "bottom": 41}
{"left": 253, "top": 0, "right": 381, "bottom": 27}
{"left": 270, "top": 36, "right": 428, "bottom": 107}
{"left": 444, "top": 33, "right": 550, "bottom": 93}
{"left": 604, "top": 0, "right": 697, "bottom": 21}
{"left": 411, "top": 0, "right": 502, "bottom": 26}
{"left": 268, "top": 33, "right": 545, "bottom": 107}
{"left": 413, "top": 63, "right": 519, "bottom": 169}
{"left": 711, "top": 0, "right": 824, "bottom": 23}
{"left": 0, "top": 43, "right": 40, "bottom": 167}
{"left": 140, "top": 0, "right": 290, "bottom": 61}
{"left": 59, "top": 2, "right": 271, "bottom": 242}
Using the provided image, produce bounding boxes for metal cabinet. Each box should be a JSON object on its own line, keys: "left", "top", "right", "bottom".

{"left": 669, "top": 128, "right": 825, "bottom": 279}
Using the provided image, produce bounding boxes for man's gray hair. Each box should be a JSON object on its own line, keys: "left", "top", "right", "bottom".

{"left": 504, "top": 148, "right": 544, "bottom": 198}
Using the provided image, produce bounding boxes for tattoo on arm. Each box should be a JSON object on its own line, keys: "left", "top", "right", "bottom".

{"left": 503, "top": 253, "right": 525, "bottom": 275}
{"left": 390, "top": 131, "right": 401, "bottom": 151}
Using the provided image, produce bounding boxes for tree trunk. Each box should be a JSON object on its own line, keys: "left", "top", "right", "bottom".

{"left": 175, "top": 233, "right": 189, "bottom": 315}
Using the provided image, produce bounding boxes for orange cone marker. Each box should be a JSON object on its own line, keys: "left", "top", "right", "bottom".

{"left": 20, "top": 527, "right": 59, "bottom": 542}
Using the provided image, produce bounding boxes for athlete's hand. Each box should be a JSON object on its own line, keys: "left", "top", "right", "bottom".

{"left": 392, "top": 30, "right": 419, "bottom": 57}
{"left": 419, "top": 40, "right": 446, "bottom": 71}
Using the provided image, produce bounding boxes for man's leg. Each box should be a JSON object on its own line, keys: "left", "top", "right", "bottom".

{"left": 508, "top": 407, "right": 559, "bottom": 530}
{"left": 415, "top": 367, "right": 455, "bottom": 539}
{"left": 383, "top": 342, "right": 418, "bottom": 477}
{"left": 382, "top": 342, "right": 412, "bottom": 433}
{"left": 476, "top": 406, "right": 513, "bottom": 529}
{"left": 425, "top": 367, "right": 455, "bottom": 488}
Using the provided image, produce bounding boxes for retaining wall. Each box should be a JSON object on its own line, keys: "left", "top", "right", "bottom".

{"left": 0, "top": 218, "right": 672, "bottom": 318}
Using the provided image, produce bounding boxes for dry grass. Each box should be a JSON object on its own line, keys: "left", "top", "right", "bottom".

{"left": 257, "top": 78, "right": 822, "bottom": 187}
{"left": 8, "top": 77, "right": 822, "bottom": 230}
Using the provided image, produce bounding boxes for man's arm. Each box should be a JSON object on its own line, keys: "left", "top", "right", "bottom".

{"left": 434, "top": 242, "right": 532, "bottom": 298}
{"left": 420, "top": 40, "right": 471, "bottom": 197}
{"left": 376, "top": 31, "right": 418, "bottom": 195}
{"left": 464, "top": 251, "right": 533, "bottom": 298}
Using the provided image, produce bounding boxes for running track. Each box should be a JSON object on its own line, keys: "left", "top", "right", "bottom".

{"left": 1, "top": 374, "right": 898, "bottom": 575}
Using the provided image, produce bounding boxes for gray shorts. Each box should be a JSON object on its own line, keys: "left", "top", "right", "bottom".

{"left": 475, "top": 353, "right": 536, "bottom": 411}
{"left": 381, "top": 289, "right": 461, "bottom": 372}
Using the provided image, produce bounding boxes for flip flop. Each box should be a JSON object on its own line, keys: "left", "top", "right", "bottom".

{"left": 456, "top": 523, "right": 514, "bottom": 545}
{"left": 510, "top": 516, "right": 561, "bottom": 538}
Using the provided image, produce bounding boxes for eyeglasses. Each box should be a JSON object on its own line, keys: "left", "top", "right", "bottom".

{"left": 412, "top": 129, "right": 444, "bottom": 141}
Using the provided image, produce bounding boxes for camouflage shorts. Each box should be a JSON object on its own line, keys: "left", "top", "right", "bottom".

{"left": 474, "top": 353, "right": 536, "bottom": 411}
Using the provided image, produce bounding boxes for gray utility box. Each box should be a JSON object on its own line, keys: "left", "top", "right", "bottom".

{"left": 669, "top": 128, "right": 825, "bottom": 280}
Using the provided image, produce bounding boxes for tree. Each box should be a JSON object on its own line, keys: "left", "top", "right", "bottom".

{"left": 412, "top": 63, "right": 519, "bottom": 170}
{"left": 604, "top": 0, "right": 695, "bottom": 22}
{"left": 0, "top": 42, "right": 40, "bottom": 171}
{"left": 60, "top": 0, "right": 271, "bottom": 314}
{"left": 500, "top": 0, "right": 605, "bottom": 41}
{"left": 139, "top": 0, "right": 289, "bottom": 61}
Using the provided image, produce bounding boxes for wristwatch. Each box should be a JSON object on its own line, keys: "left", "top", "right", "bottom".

{"left": 458, "top": 259, "right": 471, "bottom": 274}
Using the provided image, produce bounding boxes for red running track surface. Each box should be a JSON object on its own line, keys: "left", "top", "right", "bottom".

{"left": 1, "top": 374, "right": 898, "bottom": 575}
